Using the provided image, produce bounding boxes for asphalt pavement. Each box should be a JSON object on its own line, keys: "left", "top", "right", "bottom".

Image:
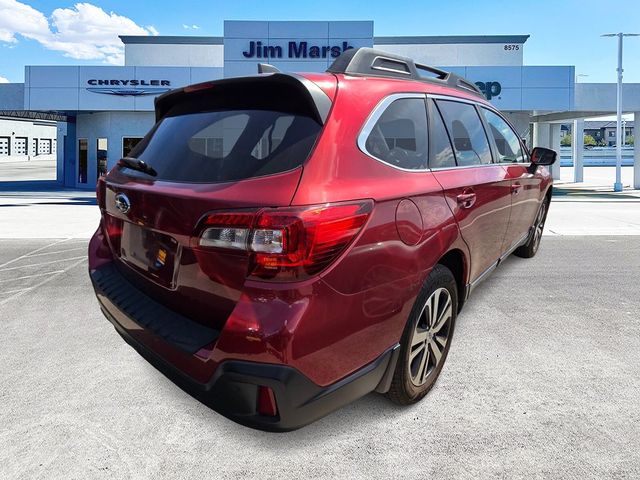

{"left": 0, "top": 190, "right": 639, "bottom": 479}
{"left": 0, "top": 158, "right": 57, "bottom": 182}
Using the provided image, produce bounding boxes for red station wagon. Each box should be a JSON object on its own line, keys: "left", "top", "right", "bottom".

{"left": 89, "top": 48, "right": 556, "bottom": 431}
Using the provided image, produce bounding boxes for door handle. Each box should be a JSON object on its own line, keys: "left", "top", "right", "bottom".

{"left": 511, "top": 182, "right": 522, "bottom": 195}
{"left": 456, "top": 191, "right": 476, "bottom": 209}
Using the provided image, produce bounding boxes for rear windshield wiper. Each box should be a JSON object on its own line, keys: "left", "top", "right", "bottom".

{"left": 118, "top": 157, "right": 157, "bottom": 176}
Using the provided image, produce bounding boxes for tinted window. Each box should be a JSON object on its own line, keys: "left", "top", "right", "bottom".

{"left": 428, "top": 100, "right": 456, "bottom": 169}
{"left": 364, "top": 98, "right": 428, "bottom": 170}
{"left": 436, "top": 100, "right": 492, "bottom": 166}
{"left": 482, "top": 108, "right": 525, "bottom": 163}
{"left": 125, "top": 110, "right": 322, "bottom": 183}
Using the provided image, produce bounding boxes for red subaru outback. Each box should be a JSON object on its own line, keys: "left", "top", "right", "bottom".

{"left": 89, "top": 48, "right": 556, "bottom": 431}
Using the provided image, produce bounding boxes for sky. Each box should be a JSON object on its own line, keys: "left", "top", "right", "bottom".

{"left": 1, "top": 0, "right": 640, "bottom": 84}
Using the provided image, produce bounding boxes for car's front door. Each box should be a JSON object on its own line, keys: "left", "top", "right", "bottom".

{"left": 428, "top": 98, "right": 512, "bottom": 285}
{"left": 480, "top": 107, "right": 543, "bottom": 252}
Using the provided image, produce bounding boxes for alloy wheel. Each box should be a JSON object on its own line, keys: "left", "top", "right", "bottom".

{"left": 408, "top": 287, "right": 453, "bottom": 386}
{"left": 532, "top": 201, "right": 547, "bottom": 253}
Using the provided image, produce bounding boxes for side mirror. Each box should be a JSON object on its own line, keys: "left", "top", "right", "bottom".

{"left": 530, "top": 147, "right": 557, "bottom": 166}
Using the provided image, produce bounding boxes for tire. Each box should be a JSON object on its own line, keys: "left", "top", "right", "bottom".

{"left": 386, "top": 264, "right": 458, "bottom": 405}
{"left": 514, "top": 197, "right": 550, "bottom": 259}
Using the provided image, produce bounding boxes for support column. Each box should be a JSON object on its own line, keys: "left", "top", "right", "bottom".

{"left": 635, "top": 112, "right": 640, "bottom": 190}
{"left": 549, "top": 124, "right": 562, "bottom": 180}
{"left": 572, "top": 119, "right": 584, "bottom": 183}
{"left": 56, "top": 122, "right": 67, "bottom": 185}
{"left": 532, "top": 122, "right": 550, "bottom": 150}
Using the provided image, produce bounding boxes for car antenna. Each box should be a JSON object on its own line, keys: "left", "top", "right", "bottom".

{"left": 258, "top": 63, "right": 281, "bottom": 74}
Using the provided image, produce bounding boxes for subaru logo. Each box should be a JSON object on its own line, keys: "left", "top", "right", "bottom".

{"left": 114, "top": 193, "right": 131, "bottom": 214}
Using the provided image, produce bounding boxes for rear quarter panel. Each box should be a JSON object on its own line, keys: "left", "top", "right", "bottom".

{"left": 285, "top": 76, "right": 472, "bottom": 382}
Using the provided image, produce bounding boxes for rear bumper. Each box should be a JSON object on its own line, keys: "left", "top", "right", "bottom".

{"left": 91, "top": 262, "right": 399, "bottom": 431}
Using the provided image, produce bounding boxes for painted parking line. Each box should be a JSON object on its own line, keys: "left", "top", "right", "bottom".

{"left": 24, "top": 246, "right": 87, "bottom": 258}
{"left": 0, "top": 287, "right": 33, "bottom": 296}
{"left": 0, "top": 270, "right": 66, "bottom": 284}
{"left": 0, "top": 256, "right": 86, "bottom": 272}
{"left": 0, "top": 238, "right": 72, "bottom": 269}
{"left": 0, "top": 258, "right": 87, "bottom": 306}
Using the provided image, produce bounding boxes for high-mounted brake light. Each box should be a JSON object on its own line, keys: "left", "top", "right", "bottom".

{"left": 183, "top": 81, "right": 216, "bottom": 93}
{"left": 196, "top": 201, "right": 373, "bottom": 281}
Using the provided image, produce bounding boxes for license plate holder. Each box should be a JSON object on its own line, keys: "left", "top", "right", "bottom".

{"left": 120, "top": 223, "right": 180, "bottom": 288}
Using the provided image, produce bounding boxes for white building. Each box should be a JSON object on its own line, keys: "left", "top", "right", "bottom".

{"left": 0, "top": 20, "right": 638, "bottom": 188}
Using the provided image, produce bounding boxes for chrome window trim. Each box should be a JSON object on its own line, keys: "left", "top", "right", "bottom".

{"left": 429, "top": 162, "right": 513, "bottom": 172}
{"left": 356, "top": 92, "right": 430, "bottom": 173}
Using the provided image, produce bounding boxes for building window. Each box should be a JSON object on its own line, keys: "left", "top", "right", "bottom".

{"left": 78, "top": 139, "right": 88, "bottom": 184}
{"left": 97, "top": 138, "right": 108, "bottom": 178}
{"left": 122, "top": 137, "right": 143, "bottom": 158}
{"left": 609, "top": 131, "right": 616, "bottom": 137}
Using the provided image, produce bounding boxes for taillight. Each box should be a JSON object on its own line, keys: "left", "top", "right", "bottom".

{"left": 199, "top": 212, "right": 255, "bottom": 250}
{"left": 196, "top": 200, "right": 373, "bottom": 281}
{"left": 103, "top": 214, "right": 123, "bottom": 252}
{"left": 96, "top": 177, "right": 106, "bottom": 210}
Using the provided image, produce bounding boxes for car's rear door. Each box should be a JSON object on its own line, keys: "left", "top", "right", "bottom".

{"left": 480, "top": 107, "right": 543, "bottom": 252}
{"left": 427, "top": 98, "right": 512, "bottom": 285}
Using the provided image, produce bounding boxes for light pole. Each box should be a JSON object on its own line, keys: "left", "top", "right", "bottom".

{"left": 602, "top": 33, "right": 640, "bottom": 192}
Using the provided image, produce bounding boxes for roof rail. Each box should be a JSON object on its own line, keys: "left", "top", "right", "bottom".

{"left": 326, "top": 47, "right": 484, "bottom": 98}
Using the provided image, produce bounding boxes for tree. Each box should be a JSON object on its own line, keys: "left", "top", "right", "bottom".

{"left": 584, "top": 134, "right": 597, "bottom": 146}
{"left": 561, "top": 134, "right": 572, "bottom": 146}
{"left": 626, "top": 135, "right": 634, "bottom": 146}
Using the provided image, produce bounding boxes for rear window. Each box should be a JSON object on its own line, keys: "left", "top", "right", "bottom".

{"left": 125, "top": 109, "right": 322, "bottom": 183}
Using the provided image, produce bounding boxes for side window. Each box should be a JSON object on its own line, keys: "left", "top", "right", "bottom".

{"left": 436, "top": 100, "right": 492, "bottom": 166}
{"left": 482, "top": 108, "right": 525, "bottom": 163}
{"left": 363, "top": 97, "right": 428, "bottom": 170}
{"left": 428, "top": 100, "right": 456, "bottom": 169}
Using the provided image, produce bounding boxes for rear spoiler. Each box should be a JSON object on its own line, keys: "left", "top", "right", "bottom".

{"left": 154, "top": 73, "right": 332, "bottom": 125}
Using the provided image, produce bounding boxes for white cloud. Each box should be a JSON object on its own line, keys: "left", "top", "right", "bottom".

{"left": 0, "top": 0, "right": 50, "bottom": 44}
{"left": 0, "top": 0, "right": 159, "bottom": 65}
{"left": 182, "top": 24, "right": 200, "bottom": 30}
{"left": 0, "top": 75, "right": 10, "bottom": 83}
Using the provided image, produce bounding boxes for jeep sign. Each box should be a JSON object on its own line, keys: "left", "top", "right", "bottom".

{"left": 475, "top": 81, "right": 502, "bottom": 100}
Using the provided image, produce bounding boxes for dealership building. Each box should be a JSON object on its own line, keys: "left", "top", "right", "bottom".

{"left": 0, "top": 20, "right": 639, "bottom": 189}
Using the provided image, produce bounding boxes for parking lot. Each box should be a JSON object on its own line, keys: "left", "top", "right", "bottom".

{"left": 1, "top": 187, "right": 639, "bottom": 478}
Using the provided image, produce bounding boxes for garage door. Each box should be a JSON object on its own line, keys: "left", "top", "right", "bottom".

{"left": 0, "top": 137, "right": 9, "bottom": 156}
{"left": 38, "top": 139, "right": 52, "bottom": 155}
{"left": 14, "top": 137, "right": 27, "bottom": 155}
